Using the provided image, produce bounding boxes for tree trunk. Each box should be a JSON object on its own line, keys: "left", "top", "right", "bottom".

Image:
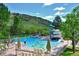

{"left": 72, "top": 39, "right": 75, "bottom": 53}
{"left": 72, "top": 32, "right": 76, "bottom": 53}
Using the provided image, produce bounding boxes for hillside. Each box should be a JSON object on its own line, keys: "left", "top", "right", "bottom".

{"left": 0, "top": 3, "right": 53, "bottom": 39}
{"left": 9, "top": 13, "right": 52, "bottom": 36}
{"left": 12, "top": 13, "right": 52, "bottom": 26}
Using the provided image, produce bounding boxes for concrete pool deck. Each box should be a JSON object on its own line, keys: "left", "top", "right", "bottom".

{"left": 15, "top": 41, "right": 68, "bottom": 56}
{"left": 50, "top": 41, "right": 68, "bottom": 56}
{"left": 0, "top": 40, "right": 68, "bottom": 56}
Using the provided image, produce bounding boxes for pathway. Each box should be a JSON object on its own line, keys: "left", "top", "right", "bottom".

{"left": 4, "top": 46, "right": 16, "bottom": 56}
{"left": 0, "top": 44, "right": 17, "bottom": 56}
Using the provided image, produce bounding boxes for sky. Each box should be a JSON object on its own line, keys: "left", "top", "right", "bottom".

{"left": 5, "top": 3, "right": 79, "bottom": 22}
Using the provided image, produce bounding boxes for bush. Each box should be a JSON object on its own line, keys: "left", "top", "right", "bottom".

{"left": 0, "top": 33, "right": 8, "bottom": 39}
{"left": 41, "top": 31, "right": 49, "bottom": 36}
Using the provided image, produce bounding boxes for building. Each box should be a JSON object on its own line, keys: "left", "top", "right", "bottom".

{"left": 50, "top": 29, "right": 63, "bottom": 41}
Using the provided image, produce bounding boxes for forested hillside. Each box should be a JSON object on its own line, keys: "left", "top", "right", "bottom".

{"left": 0, "top": 3, "right": 52, "bottom": 39}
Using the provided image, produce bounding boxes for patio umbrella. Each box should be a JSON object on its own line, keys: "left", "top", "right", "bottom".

{"left": 17, "top": 37, "right": 21, "bottom": 49}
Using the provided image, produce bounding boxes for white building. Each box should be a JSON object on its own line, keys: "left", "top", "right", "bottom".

{"left": 50, "top": 29, "right": 63, "bottom": 41}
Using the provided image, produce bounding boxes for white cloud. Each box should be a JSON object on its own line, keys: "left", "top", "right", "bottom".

{"left": 44, "top": 16, "right": 53, "bottom": 19}
{"left": 42, "top": 15, "right": 66, "bottom": 22}
{"left": 42, "top": 0, "right": 54, "bottom": 6}
{"left": 42, "top": 16, "right": 54, "bottom": 22}
{"left": 55, "top": 11, "right": 64, "bottom": 15}
{"left": 61, "top": 17, "right": 66, "bottom": 22}
{"left": 54, "top": 7, "right": 65, "bottom": 11}
{"left": 43, "top": 3, "right": 54, "bottom": 6}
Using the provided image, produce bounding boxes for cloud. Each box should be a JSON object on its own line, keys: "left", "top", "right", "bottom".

{"left": 42, "top": 15, "right": 66, "bottom": 22}
{"left": 42, "top": 0, "right": 54, "bottom": 6}
{"left": 61, "top": 17, "right": 66, "bottom": 22}
{"left": 54, "top": 7, "right": 65, "bottom": 11}
{"left": 43, "top": 3, "right": 54, "bottom": 6}
{"left": 42, "top": 16, "right": 54, "bottom": 22}
{"left": 44, "top": 16, "right": 53, "bottom": 19}
{"left": 55, "top": 11, "right": 64, "bottom": 15}
{"left": 64, "top": 12, "right": 70, "bottom": 15}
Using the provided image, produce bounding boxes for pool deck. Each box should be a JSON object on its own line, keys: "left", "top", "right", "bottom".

{"left": 16, "top": 41, "right": 68, "bottom": 56}
{"left": 0, "top": 44, "right": 16, "bottom": 56}
{"left": 50, "top": 41, "right": 68, "bottom": 56}
{"left": 0, "top": 40, "right": 68, "bottom": 56}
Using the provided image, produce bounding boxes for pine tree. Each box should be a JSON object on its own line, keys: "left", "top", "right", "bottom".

{"left": 53, "top": 15, "right": 62, "bottom": 29}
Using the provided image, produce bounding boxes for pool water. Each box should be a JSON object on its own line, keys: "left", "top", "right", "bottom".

{"left": 14, "top": 37, "right": 61, "bottom": 49}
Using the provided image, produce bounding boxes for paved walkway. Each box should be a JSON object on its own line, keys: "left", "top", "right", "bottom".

{"left": 0, "top": 43, "right": 17, "bottom": 56}
{"left": 0, "top": 40, "right": 70, "bottom": 56}
{"left": 4, "top": 46, "right": 16, "bottom": 56}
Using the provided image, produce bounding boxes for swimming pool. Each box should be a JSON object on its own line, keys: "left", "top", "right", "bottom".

{"left": 14, "top": 37, "right": 61, "bottom": 50}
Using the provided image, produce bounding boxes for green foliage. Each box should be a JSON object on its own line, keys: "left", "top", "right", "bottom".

{"left": 60, "top": 5, "right": 79, "bottom": 53}
{"left": 0, "top": 3, "right": 51, "bottom": 39}
{"left": 53, "top": 15, "right": 62, "bottom": 29}
{"left": 10, "top": 16, "right": 21, "bottom": 35}
{"left": 61, "top": 46, "right": 79, "bottom": 56}
{"left": 61, "top": 6, "right": 79, "bottom": 40}
{"left": 41, "top": 30, "right": 49, "bottom": 36}
{"left": 7, "top": 12, "right": 52, "bottom": 37}
{"left": 46, "top": 39, "right": 51, "bottom": 51}
{"left": 0, "top": 3, "right": 10, "bottom": 39}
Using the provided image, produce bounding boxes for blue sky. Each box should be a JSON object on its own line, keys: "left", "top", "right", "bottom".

{"left": 5, "top": 3, "right": 79, "bottom": 22}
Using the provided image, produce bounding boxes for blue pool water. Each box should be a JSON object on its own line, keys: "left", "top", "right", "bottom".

{"left": 14, "top": 37, "right": 61, "bottom": 49}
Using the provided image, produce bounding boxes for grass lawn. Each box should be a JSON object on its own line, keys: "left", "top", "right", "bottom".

{"left": 61, "top": 46, "right": 79, "bottom": 56}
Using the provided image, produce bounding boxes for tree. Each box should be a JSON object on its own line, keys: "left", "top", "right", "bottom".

{"left": 53, "top": 15, "right": 62, "bottom": 29}
{"left": 10, "top": 16, "right": 20, "bottom": 35}
{"left": 63, "top": 6, "right": 79, "bottom": 53}
{"left": 0, "top": 3, "right": 10, "bottom": 39}
{"left": 46, "top": 39, "right": 51, "bottom": 52}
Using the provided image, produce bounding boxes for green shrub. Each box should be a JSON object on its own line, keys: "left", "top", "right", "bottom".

{"left": 41, "top": 30, "right": 49, "bottom": 36}
{"left": 0, "top": 33, "right": 8, "bottom": 39}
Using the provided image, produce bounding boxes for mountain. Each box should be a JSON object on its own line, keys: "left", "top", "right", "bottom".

{"left": 0, "top": 3, "right": 53, "bottom": 39}
{"left": 12, "top": 13, "right": 52, "bottom": 27}
{"left": 9, "top": 13, "right": 53, "bottom": 36}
